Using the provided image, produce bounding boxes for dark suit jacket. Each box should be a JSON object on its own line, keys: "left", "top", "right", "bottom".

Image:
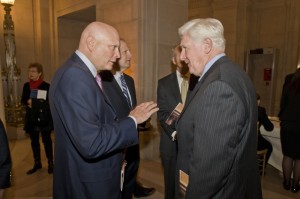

{"left": 279, "top": 70, "right": 300, "bottom": 135}
{"left": 100, "top": 71, "right": 139, "bottom": 160}
{"left": 21, "top": 81, "right": 53, "bottom": 132}
{"left": 101, "top": 71, "right": 137, "bottom": 116}
{"left": 101, "top": 71, "right": 139, "bottom": 198}
{"left": 49, "top": 53, "right": 138, "bottom": 199}
{"left": 0, "top": 119, "right": 12, "bottom": 189}
{"left": 157, "top": 72, "right": 181, "bottom": 157}
{"left": 176, "top": 56, "right": 262, "bottom": 199}
{"left": 279, "top": 70, "right": 300, "bottom": 121}
{"left": 278, "top": 72, "right": 294, "bottom": 118}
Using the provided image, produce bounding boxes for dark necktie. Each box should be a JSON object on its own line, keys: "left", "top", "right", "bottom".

{"left": 119, "top": 74, "right": 132, "bottom": 108}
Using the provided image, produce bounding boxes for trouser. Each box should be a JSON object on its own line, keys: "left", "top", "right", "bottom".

{"left": 28, "top": 130, "right": 53, "bottom": 162}
{"left": 161, "top": 154, "right": 177, "bottom": 199}
{"left": 122, "top": 144, "right": 140, "bottom": 199}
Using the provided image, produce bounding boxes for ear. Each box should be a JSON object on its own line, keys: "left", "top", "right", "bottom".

{"left": 203, "top": 38, "right": 213, "bottom": 53}
{"left": 171, "top": 57, "right": 176, "bottom": 65}
{"left": 86, "top": 36, "right": 95, "bottom": 51}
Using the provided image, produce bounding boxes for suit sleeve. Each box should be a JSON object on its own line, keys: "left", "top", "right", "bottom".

{"left": 259, "top": 107, "right": 274, "bottom": 131}
{"left": 51, "top": 68, "right": 138, "bottom": 159}
{"left": 157, "top": 80, "right": 177, "bottom": 139}
{"left": 21, "top": 83, "right": 30, "bottom": 106}
{"left": 0, "top": 120, "right": 12, "bottom": 189}
{"left": 186, "top": 81, "right": 245, "bottom": 198}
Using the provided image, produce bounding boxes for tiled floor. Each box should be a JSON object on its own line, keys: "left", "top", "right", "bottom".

{"left": 3, "top": 136, "right": 300, "bottom": 199}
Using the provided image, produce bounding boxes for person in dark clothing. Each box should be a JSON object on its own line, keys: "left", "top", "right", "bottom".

{"left": 279, "top": 68, "right": 300, "bottom": 193}
{"left": 101, "top": 39, "right": 155, "bottom": 199}
{"left": 0, "top": 118, "right": 12, "bottom": 199}
{"left": 21, "top": 62, "right": 54, "bottom": 175}
{"left": 256, "top": 93, "right": 274, "bottom": 166}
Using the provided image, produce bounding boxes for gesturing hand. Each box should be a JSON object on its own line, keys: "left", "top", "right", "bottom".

{"left": 129, "top": 101, "right": 159, "bottom": 124}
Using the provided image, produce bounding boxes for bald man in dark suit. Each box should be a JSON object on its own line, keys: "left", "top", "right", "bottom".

{"left": 49, "top": 22, "right": 158, "bottom": 199}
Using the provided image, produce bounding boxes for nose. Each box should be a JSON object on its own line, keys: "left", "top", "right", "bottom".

{"left": 180, "top": 49, "right": 186, "bottom": 61}
{"left": 128, "top": 51, "right": 132, "bottom": 59}
{"left": 115, "top": 48, "right": 120, "bottom": 59}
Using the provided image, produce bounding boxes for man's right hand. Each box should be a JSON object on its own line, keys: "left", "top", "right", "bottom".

{"left": 129, "top": 101, "right": 159, "bottom": 124}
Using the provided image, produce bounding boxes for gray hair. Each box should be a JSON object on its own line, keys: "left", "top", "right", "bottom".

{"left": 178, "top": 18, "right": 226, "bottom": 51}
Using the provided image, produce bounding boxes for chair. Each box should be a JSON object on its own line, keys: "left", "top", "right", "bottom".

{"left": 257, "top": 149, "right": 268, "bottom": 176}
{"left": 257, "top": 122, "right": 268, "bottom": 176}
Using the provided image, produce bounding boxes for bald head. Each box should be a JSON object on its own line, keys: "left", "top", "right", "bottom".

{"left": 78, "top": 22, "right": 120, "bottom": 71}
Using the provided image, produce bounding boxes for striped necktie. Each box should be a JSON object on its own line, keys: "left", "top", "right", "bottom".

{"left": 120, "top": 74, "right": 132, "bottom": 108}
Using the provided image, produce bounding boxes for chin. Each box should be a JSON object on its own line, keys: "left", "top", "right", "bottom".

{"left": 103, "top": 64, "right": 113, "bottom": 71}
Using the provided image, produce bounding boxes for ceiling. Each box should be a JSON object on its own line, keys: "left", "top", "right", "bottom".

{"left": 59, "top": 6, "right": 96, "bottom": 23}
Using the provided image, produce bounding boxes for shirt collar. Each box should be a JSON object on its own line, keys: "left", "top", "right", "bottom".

{"left": 114, "top": 71, "right": 122, "bottom": 77}
{"left": 199, "top": 53, "right": 225, "bottom": 81}
{"left": 75, "top": 50, "right": 97, "bottom": 77}
{"left": 176, "top": 70, "right": 183, "bottom": 79}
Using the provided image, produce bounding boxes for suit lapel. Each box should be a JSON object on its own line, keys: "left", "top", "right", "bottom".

{"left": 94, "top": 78, "right": 117, "bottom": 113}
{"left": 124, "top": 75, "right": 137, "bottom": 107}
{"left": 72, "top": 54, "right": 118, "bottom": 116}
{"left": 180, "top": 57, "right": 225, "bottom": 117}
{"left": 115, "top": 75, "right": 133, "bottom": 109}
{"left": 112, "top": 77, "right": 125, "bottom": 99}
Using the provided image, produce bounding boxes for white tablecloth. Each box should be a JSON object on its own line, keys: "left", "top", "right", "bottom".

{"left": 260, "top": 122, "right": 282, "bottom": 171}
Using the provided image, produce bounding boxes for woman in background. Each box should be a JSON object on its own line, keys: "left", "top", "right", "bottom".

{"left": 21, "top": 62, "right": 53, "bottom": 175}
{"left": 257, "top": 93, "right": 274, "bottom": 167}
{"left": 279, "top": 68, "right": 300, "bottom": 193}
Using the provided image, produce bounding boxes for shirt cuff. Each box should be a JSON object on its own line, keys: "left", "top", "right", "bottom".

{"left": 171, "top": 131, "right": 177, "bottom": 141}
{"left": 128, "top": 116, "right": 137, "bottom": 128}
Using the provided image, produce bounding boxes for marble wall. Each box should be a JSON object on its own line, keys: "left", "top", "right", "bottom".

{"left": 187, "top": 0, "right": 300, "bottom": 115}
{"left": 1, "top": 0, "right": 300, "bottom": 159}
{"left": 0, "top": 0, "right": 53, "bottom": 134}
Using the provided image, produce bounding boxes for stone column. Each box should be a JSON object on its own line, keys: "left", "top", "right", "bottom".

{"left": 0, "top": 67, "right": 6, "bottom": 126}
{"left": 138, "top": 0, "right": 188, "bottom": 160}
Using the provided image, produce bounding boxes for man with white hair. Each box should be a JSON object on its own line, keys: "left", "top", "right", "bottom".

{"left": 175, "top": 18, "right": 262, "bottom": 199}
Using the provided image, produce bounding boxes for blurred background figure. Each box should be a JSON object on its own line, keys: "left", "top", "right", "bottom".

{"left": 0, "top": 118, "right": 12, "bottom": 199}
{"left": 256, "top": 93, "right": 274, "bottom": 170}
{"left": 21, "top": 62, "right": 53, "bottom": 175}
{"left": 279, "top": 68, "right": 300, "bottom": 193}
{"left": 157, "top": 45, "right": 190, "bottom": 199}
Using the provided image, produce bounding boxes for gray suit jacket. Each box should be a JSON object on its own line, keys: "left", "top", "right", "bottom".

{"left": 49, "top": 53, "right": 138, "bottom": 199}
{"left": 176, "top": 56, "right": 262, "bottom": 199}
